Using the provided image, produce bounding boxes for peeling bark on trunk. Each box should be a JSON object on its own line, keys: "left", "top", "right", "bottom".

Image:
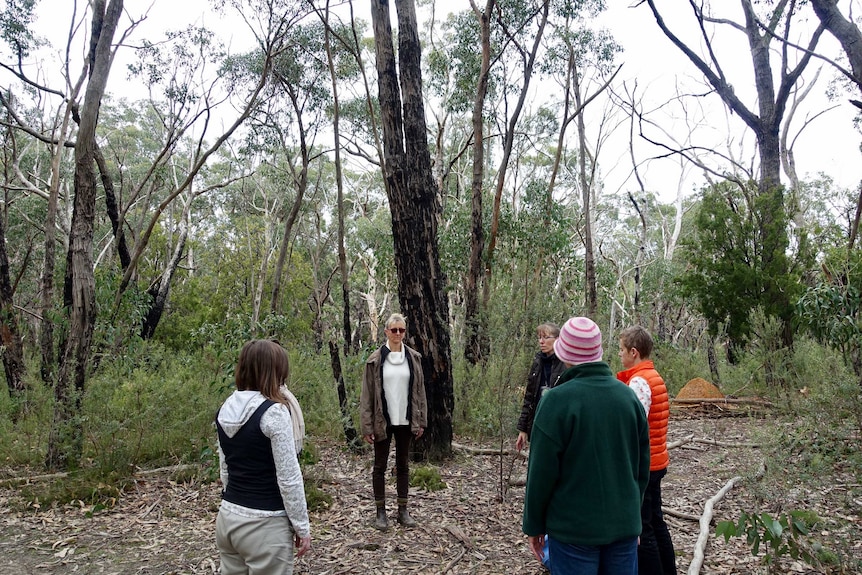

{"left": 46, "top": 0, "right": 123, "bottom": 471}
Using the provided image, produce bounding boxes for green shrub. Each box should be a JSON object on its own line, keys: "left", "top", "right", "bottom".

{"left": 410, "top": 465, "right": 446, "bottom": 491}
{"left": 716, "top": 509, "right": 822, "bottom": 573}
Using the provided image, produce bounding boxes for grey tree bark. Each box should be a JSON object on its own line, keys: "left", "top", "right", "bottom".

{"left": 46, "top": 0, "right": 124, "bottom": 471}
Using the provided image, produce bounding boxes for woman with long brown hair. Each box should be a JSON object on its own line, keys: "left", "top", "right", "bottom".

{"left": 215, "top": 339, "right": 311, "bottom": 574}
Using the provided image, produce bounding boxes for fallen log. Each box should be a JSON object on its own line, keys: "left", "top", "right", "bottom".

{"left": 452, "top": 442, "right": 526, "bottom": 460}
{"left": 688, "top": 476, "right": 742, "bottom": 575}
{"left": 671, "top": 397, "right": 772, "bottom": 406}
{"left": 0, "top": 463, "right": 200, "bottom": 487}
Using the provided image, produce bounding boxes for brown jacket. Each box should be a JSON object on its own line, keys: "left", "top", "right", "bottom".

{"left": 360, "top": 344, "right": 427, "bottom": 440}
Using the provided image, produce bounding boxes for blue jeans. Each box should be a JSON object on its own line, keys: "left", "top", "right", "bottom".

{"left": 548, "top": 536, "right": 638, "bottom": 575}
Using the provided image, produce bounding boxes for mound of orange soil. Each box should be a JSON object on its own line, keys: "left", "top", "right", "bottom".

{"left": 676, "top": 377, "right": 724, "bottom": 399}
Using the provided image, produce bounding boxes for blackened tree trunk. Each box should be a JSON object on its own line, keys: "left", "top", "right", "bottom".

{"left": 0, "top": 205, "right": 26, "bottom": 399}
{"left": 94, "top": 144, "right": 131, "bottom": 270}
{"left": 328, "top": 340, "right": 359, "bottom": 449}
{"left": 141, "top": 197, "right": 189, "bottom": 339}
{"left": 370, "top": 0, "right": 454, "bottom": 459}
{"left": 46, "top": 0, "right": 123, "bottom": 471}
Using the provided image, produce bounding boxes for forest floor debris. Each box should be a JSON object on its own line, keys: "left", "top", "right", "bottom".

{"left": 0, "top": 414, "right": 860, "bottom": 574}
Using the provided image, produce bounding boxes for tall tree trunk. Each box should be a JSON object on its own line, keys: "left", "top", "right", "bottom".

{"left": 270, "top": 86, "right": 309, "bottom": 315}
{"left": 94, "top": 144, "right": 131, "bottom": 270}
{"left": 482, "top": 0, "right": 549, "bottom": 315}
{"left": 463, "top": 0, "right": 493, "bottom": 365}
{"left": 646, "top": 0, "right": 824, "bottom": 351}
{"left": 371, "top": 0, "right": 454, "bottom": 459}
{"left": 573, "top": 60, "right": 597, "bottom": 317}
{"left": 323, "top": 2, "right": 353, "bottom": 356}
{"left": 0, "top": 205, "right": 26, "bottom": 399}
{"left": 46, "top": 0, "right": 123, "bottom": 471}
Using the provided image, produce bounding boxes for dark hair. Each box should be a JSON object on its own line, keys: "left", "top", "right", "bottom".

{"left": 619, "top": 325, "right": 654, "bottom": 359}
{"left": 234, "top": 340, "right": 290, "bottom": 406}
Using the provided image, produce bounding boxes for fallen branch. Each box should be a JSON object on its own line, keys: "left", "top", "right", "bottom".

{"left": 667, "top": 435, "right": 759, "bottom": 450}
{"left": 688, "top": 476, "right": 742, "bottom": 575}
{"left": 667, "top": 435, "right": 695, "bottom": 450}
{"left": 452, "top": 442, "right": 525, "bottom": 460}
{"left": 0, "top": 463, "right": 200, "bottom": 487}
{"left": 692, "top": 437, "right": 760, "bottom": 449}
{"left": 662, "top": 507, "right": 701, "bottom": 522}
{"left": 672, "top": 397, "right": 772, "bottom": 406}
{"left": 441, "top": 547, "right": 466, "bottom": 574}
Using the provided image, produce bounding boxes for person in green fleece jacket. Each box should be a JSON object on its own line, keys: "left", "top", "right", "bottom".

{"left": 522, "top": 317, "right": 650, "bottom": 575}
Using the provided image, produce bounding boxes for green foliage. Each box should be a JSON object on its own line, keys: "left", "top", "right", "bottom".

{"left": 716, "top": 510, "right": 822, "bottom": 572}
{"left": 16, "top": 467, "right": 132, "bottom": 510}
{"left": 678, "top": 181, "right": 799, "bottom": 360}
{"left": 797, "top": 248, "right": 862, "bottom": 378}
{"left": 409, "top": 465, "right": 446, "bottom": 491}
{"left": 82, "top": 342, "right": 222, "bottom": 469}
{"left": 303, "top": 475, "right": 333, "bottom": 512}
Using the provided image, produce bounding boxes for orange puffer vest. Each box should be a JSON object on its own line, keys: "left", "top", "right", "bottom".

{"left": 617, "top": 360, "right": 669, "bottom": 471}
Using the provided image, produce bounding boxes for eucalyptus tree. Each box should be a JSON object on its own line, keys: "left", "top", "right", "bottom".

{"left": 49, "top": 0, "right": 124, "bottom": 470}
{"left": 370, "top": 0, "right": 454, "bottom": 458}
{"left": 643, "top": 0, "right": 826, "bottom": 349}
{"left": 540, "top": 0, "right": 620, "bottom": 318}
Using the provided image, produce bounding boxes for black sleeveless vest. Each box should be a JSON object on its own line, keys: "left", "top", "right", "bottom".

{"left": 217, "top": 400, "right": 283, "bottom": 511}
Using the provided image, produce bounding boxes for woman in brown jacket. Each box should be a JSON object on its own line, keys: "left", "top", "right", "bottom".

{"left": 360, "top": 313, "right": 427, "bottom": 531}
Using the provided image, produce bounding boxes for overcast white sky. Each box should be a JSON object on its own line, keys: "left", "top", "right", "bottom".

{"left": 35, "top": 0, "right": 862, "bottom": 201}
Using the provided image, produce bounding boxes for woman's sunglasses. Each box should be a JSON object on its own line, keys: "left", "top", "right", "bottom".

{"left": 388, "top": 327, "right": 406, "bottom": 334}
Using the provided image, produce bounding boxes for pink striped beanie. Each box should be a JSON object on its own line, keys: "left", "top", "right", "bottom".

{"left": 553, "top": 317, "right": 603, "bottom": 365}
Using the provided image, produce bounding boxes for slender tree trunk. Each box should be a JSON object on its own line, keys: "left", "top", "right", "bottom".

{"left": 573, "top": 61, "right": 597, "bottom": 317}
{"left": 94, "top": 145, "right": 131, "bottom": 270}
{"left": 0, "top": 207, "right": 26, "bottom": 399}
{"left": 482, "top": 0, "right": 549, "bottom": 316}
{"left": 463, "top": 0, "right": 493, "bottom": 365}
{"left": 627, "top": 191, "right": 646, "bottom": 317}
{"left": 323, "top": 3, "right": 353, "bottom": 356}
{"left": 270, "top": 87, "right": 309, "bottom": 315}
{"left": 46, "top": 0, "right": 123, "bottom": 471}
{"left": 141, "top": 198, "right": 190, "bottom": 340}
{"left": 328, "top": 340, "right": 359, "bottom": 449}
{"left": 371, "top": 0, "right": 454, "bottom": 459}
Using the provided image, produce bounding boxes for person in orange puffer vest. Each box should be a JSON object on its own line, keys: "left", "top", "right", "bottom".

{"left": 617, "top": 326, "right": 677, "bottom": 575}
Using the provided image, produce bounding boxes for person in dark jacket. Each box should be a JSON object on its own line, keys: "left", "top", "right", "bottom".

{"left": 516, "top": 322, "right": 566, "bottom": 452}
{"left": 215, "top": 339, "right": 311, "bottom": 575}
{"left": 360, "top": 313, "right": 428, "bottom": 531}
{"left": 523, "top": 317, "right": 650, "bottom": 575}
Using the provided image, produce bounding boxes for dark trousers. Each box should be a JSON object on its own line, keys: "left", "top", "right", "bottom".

{"left": 372, "top": 425, "right": 412, "bottom": 506}
{"left": 638, "top": 468, "right": 677, "bottom": 575}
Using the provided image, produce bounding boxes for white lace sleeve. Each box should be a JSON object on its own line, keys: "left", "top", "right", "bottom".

{"left": 261, "top": 404, "right": 311, "bottom": 538}
{"left": 217, "top": 442, "right": 229, "bottom": 489}
{"left": 629, "top": 376, "right": 652, "bottom": 416}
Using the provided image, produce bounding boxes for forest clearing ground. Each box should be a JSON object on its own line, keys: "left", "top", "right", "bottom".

{"left": 0, "top": 412, "right": 860, "bottom": 574}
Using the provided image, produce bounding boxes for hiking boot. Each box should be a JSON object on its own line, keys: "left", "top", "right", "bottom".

{"left": 374, "top": 508, "right": 389, "bottom": 531}
{"left": 397, "top": 506, "right": 416, "bottom": 527}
